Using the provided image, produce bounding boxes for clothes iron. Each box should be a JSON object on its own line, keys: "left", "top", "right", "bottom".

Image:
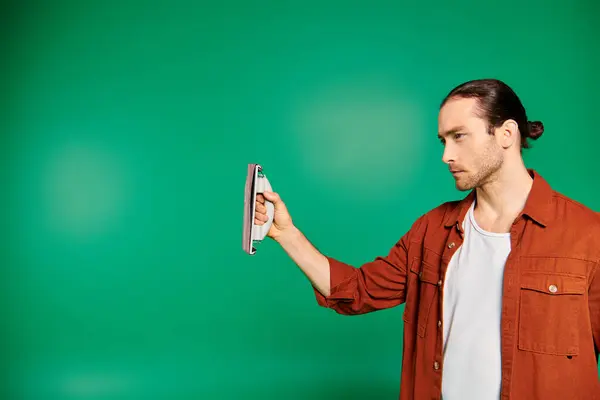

{"left": 242, "top": 163, "right": 274, "bottom": 255}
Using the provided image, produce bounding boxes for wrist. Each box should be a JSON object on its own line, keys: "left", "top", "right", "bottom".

{"left": 275, "top": 224, "right": 301, "bottom": 246}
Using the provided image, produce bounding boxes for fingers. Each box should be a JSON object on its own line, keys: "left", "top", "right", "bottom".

{"left": 255, "top": 201, "right": 267, "bottom": 214}
{"left": 254, "top": 193, "right": 269, "bottom": 226}
{"left": 255, "top": 191, "right": 278, "bottom": 214}
{"left": 253, "top": 191, "right": 287, "bottom": 227}
{"left": 254, "top": 194, "right": 267, "bottom": 225}
{"left": 254, "top": 211, "right": 268, "bottom": 223}
{"left": 254, "top": 211, "right": 269, "bottom": 225}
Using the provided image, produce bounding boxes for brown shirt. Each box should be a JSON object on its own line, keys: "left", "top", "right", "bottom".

{"left": 314, "top": 170, "right": 600, "bottom": 399}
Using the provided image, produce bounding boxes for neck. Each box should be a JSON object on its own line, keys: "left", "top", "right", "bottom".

{"left": 474, "top": 161, "right": 533, "bottom": 220}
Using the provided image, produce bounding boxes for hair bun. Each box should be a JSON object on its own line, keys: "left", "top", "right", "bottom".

{"left": 528, "top": 121, "right": 544, "bottom": 139}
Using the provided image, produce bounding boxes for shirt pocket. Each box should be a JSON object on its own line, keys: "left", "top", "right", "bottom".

{"left": 518, "top": 271, "right": 587, "bottom": 356}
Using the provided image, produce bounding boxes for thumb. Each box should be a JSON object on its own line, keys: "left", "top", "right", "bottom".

{"left": 262, "top": 190, "right": 278, "bottom": 202}
{"left": 263, "top": 191, "right": 285, "bottom": 209}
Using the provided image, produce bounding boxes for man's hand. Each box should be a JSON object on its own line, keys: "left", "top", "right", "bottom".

{"left": 254, "top": 191, "right": 294, "bottom": 241}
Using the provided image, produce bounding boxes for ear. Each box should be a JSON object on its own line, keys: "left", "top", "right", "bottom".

{"left": 495, "top": 119, "right": 519, "bottom": 149}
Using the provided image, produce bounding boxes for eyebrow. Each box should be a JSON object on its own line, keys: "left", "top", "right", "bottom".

{"left": 438, "top": 126, "right": 467, "bottom": 139}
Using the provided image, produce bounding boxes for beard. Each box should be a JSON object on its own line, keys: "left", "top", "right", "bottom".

{"left": 454, "top": 142, "right": 503, "bottom": 191}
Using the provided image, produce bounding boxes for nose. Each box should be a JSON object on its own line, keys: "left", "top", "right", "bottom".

{"left": 442, "top": 142, "right": 455, "bottom": 165}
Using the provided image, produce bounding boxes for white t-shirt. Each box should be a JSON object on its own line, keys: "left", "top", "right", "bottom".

{"left": 441, "top": 201, "right": 511, "bottom": 400}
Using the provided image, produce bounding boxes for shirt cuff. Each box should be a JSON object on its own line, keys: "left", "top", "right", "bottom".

{"left": 313, "top": 256, "right": 357, "bottom": 308}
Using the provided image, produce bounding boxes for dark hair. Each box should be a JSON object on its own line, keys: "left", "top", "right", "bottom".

{"left": 441, "top": 79, "right": 544, "bottom": 149}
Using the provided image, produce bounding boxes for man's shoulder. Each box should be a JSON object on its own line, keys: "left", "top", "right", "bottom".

{"left": 408, "top": 198, "right": 465, "bottom": 231}
{"left": 550, "top": 189, "right": 600, "bottom": 265}
{"left": 427, "top": 199, "right": 463, "bottom": 217}
{"left": 421, "top": 198, "right": 464, "bottom": 221}
{"left": 398, "top": 199, "right": 466, "bottom": 247}
{"left": 551, "top": 189, "right": 600, "bottom": 227}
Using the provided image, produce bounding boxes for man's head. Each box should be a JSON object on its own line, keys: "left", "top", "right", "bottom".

{"left": 437, "top": 79, "right": 544, "bottom": 191}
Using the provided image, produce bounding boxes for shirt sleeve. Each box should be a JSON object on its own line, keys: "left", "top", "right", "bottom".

{"left": 312, "top": 217, "right": 422, "bottom": 315}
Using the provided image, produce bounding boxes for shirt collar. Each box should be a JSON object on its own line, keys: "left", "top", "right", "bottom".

{"left": 443, "top": 169, "right": 554, "bottom": 229}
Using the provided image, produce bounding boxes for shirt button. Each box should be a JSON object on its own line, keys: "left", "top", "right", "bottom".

{"left": 549, "top": 284, "right": 558, "bottom": 293}
{"left": 434, "top": 361, "right": 440, "bottom": 370}
{"left": 448, "top": 242, "right": 455, "bottom": 248}
{"left": 437, "top": 280, "right": 442, "bottom": 287}
{"left": 438, "top": 320, "right": 442, "bottom": 328}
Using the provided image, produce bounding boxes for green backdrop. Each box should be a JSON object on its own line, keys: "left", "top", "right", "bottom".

{"left": 3, "top": 1, "right": 599, "bottom": 399}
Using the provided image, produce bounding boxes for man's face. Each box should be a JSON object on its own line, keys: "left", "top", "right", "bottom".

{"left": 438, "top": 97, "right": 504, "bottom": 191}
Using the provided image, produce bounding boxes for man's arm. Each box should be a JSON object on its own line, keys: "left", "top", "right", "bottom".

{"left": 275, "top": 226, "right": 332, "bottom": 296}
{"left": 257, "top": 190, "right": 421, "bottom": 315}
{"left": 275, "top": 218, "right": 422, "bottom": 316}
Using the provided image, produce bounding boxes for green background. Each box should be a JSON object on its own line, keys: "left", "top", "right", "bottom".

{"left": 3, "top": 1, "right": 599, "bottom": 399}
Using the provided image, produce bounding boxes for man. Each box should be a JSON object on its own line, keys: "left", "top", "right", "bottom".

{"left": 254, "top": 79, "right": 600, "bottom": 399}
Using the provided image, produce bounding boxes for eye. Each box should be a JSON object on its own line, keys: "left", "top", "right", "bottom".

{"left": 454, "top": 133, "right": 465, "bottom": 140}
